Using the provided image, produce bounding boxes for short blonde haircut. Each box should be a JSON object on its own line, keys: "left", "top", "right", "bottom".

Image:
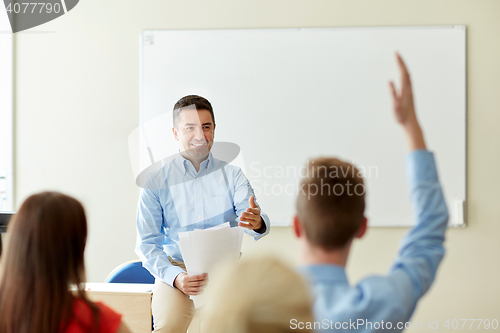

{"left": 202, "top": 256, "right": 314, "bottom": 333}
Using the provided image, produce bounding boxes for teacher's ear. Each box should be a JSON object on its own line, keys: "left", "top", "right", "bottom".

{"left": 172, "top": 126, "right": 179, "bottom": 141}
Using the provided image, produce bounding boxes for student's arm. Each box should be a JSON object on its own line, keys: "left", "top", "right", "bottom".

{"left": 389, "top": 53, "right": 427, "bottom": 152}
{"left": 386, "top": 54, "right": 449, "bottom": 319}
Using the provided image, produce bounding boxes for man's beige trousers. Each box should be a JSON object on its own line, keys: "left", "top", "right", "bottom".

{"left": 152, "top": 258, "right": 195, "bottom": 333}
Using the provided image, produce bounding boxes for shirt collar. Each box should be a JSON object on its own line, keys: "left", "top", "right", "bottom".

{"left": 175, "top": 151, "right": 213, "bottom": 175}
{"left": 297, "top": 264, "right": 349, "bottom": 285}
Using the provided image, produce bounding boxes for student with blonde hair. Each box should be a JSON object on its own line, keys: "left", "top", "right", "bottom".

{"left": 0, "top": 191, "right": 131, "bottom": 333}
{"left": 203, "top": 257, "right": 314, "bottom": 333}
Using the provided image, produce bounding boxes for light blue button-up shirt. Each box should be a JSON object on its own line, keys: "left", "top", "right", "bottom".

{"left": 135, "top": 152, "right": 270, "bottom": 287}
{"left": 298, "top": 150, "right": 448, "bottom": 332}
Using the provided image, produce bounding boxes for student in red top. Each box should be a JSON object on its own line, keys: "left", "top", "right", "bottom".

{"left": 0, "top": 192, "right": 131, "bottom": 333}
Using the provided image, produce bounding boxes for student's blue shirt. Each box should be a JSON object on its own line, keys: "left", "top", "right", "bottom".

{"left": 298, "top": 150, "right": 448, "bottom": 332}
{"left": 135, "top": 152, "right": 270, "bottom": 287}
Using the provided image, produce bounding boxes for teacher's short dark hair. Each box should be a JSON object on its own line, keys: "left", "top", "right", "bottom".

{"left": 173, "top": 95, "right": 215, "bottom": 128}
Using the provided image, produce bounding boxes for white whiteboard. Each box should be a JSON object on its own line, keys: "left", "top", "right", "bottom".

{"left": 140, "top": 26, "right": 466, "bottom": 227}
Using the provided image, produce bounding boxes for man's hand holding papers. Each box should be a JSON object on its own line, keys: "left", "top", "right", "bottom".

{"left": 176, "top": 222, "right": 244, "bottom": 307}
{"left": 174, "top": 272, "right": 208, "bottom": 296}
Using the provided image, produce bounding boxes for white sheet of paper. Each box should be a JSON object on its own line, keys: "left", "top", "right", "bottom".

{"left": 178, "top": 223, "right": 244, "bottom": 307}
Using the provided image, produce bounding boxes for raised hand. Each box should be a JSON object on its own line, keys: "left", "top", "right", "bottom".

{"left": 389, "top": 53, "right": 426, "bottom": 151}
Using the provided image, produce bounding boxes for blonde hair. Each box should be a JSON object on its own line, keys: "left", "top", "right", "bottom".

{"left": 203, "top": 256, "right": 314, "bottom": 333}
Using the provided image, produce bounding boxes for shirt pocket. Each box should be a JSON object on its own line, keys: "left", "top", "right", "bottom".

{"left": 205, "top": 194, "right": 233, "bottom": 220}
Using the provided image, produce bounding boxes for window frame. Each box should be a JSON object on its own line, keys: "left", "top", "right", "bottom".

{"left": 0, "top": 10, "right": 14, "bottom": 212}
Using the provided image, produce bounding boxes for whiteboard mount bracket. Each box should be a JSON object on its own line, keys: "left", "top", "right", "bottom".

{"left": 450, "top": 200, "right": 466, "bottom": 228}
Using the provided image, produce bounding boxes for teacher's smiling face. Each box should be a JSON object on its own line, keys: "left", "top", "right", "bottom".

{"left": 173, "top": 108, "right": 215, "bottom": 164}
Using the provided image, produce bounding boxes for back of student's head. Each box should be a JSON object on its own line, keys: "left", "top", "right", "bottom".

{"left": 0, "top": 191, "right": 98, "bottom": 333}
{"left": 296, "top": 158, "right": 366, "bottom": 250}
{"left": 203, "top": 256, "right": 314, "bottom": 333}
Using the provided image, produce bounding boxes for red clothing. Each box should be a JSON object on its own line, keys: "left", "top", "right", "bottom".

{"left": 63, "top": 298, "right": 122, "bottom": 333}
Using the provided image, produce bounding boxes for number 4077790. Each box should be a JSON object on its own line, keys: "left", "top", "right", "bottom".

{"left": 6, "top": 3, "right": 62, "bottom": 14}
{"left": 444, "top": 319, "right": 499, "bottom": 330}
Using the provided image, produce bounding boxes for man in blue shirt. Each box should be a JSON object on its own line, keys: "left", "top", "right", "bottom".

{"left": 135, "top": 95, "right": 270, "bottom": 333}
{"left": 294, "top": 54, "right": 448, "bottom": 332}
